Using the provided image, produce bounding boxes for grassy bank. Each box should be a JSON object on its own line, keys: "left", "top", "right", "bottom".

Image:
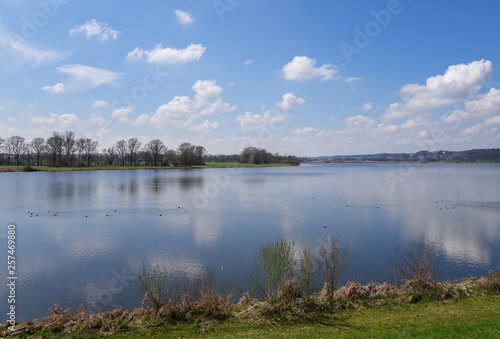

{"left": 0, "top": 162, "right": 293, "bottom": 172}
{"left": 2, "top": 281, "right": 499, "bottom": 338}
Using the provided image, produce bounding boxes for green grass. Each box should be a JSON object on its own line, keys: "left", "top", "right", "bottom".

{"left": 10, "top": 295, "right": 500, "bottom": 338}
{"left": 115, "top": 296, "right": 500, "bottom": 338}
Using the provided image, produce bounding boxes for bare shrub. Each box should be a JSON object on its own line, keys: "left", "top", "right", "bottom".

{"left": 478, "top": 267, "right": 500, "bottom": 293}
{"left": 247, "top": 238, "right": 316, "bottom": 305}
{"left": 130, "top": 262, "right": 175, "bottom": 315}
{"left": 389, "top": 235, "right": 440, "bottom": 291}
{"left": 131, "top": 263, "right": 233, "bottom": 319}
{"left": 316, "top": 232, "right": 350, "bottom": 296}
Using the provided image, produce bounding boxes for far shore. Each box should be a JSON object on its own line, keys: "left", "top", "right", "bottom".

{"left": 0, "top": 162, "right": 295, "bottom": 173}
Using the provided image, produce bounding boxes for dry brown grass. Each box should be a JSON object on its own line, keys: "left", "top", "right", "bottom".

{"left": 333, "top": 281, "right": 397, "bottom": 300}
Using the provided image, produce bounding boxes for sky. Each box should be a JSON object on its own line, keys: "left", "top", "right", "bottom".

{"left": 0, "top": 0, "right": 499, "bottom": 157}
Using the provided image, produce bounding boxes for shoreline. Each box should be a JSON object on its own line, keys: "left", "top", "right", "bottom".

{"left": 2, "top": 275, "right": 499, "bottom": 337}
{"left": 0, "top": 163, "right": 295, "bottom": 173}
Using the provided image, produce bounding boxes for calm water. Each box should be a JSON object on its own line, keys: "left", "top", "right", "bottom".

{"left": 1, "top": 163, "right": 499, "bottom": 321}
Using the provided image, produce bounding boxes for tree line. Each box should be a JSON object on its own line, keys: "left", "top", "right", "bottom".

{"left": 0, "top": 131, "right": 299, "bottom": 167}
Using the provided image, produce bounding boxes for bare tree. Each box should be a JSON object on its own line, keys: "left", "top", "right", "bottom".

{"left": 82, "top": 139, "right": 99, "bottom": 166}
{"left": 75, "top": 138, "right": 86, "bottom": 166}
{"left": 178, "top": 142, "right": 194, "bottom": 166}
{"left": 102, "top": 146, "right": 117, "bottom": 165}
{"left": 317, "top": 233, "right": 350, "bottom": 295}
{"left": 115, "top": 140, "right": 127, "bottom": 166}
{"left": 4, "top": 137, "right": 13, "bottom": 165}
{"left": 145, "top": 139, "right": 166, "bottom": 166}
{"left": 0, "top": 137, "right": 5, "bottom": 165}
{"left": 63, "top": 131, "right": 76, "bottom": 166}
{"left": 30, "top": 137, "right": 45, "bottom": 166}
{"left": 389, "top": 236, "right": 440, "bottom": 291}
{"left": 46, "top": 131, "right": 64, "bottom": 166}
{"left": 127, "top": 137, "right": 142, "bottom": 166}
{"left": 9, "top": 136, "right": 27, "bottom": 165}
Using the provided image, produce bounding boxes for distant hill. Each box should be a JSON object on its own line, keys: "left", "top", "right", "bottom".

{"left": 302, "top": 149, "right": 500, "bottom": 163}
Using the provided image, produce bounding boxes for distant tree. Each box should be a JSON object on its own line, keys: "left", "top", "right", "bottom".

{"left": 9, "top": 136, "right": 27, "bottom": 166}
{"left": 30, "top": 137, "right": 45, "bottom": 166}
{"left": 83, "top": 139, "right": 99, "bottom": 166}
{"left": 0, "top": 138, "right": 4, "bottom": 165}
{"left": 63, "top": 131, "right": 76, "bottom": 166}
{"left": 240, "top": 147, "right": 252, "bottom": 163}
{"left": 115, "top": 140, "right": 127, "bottom": 166}
{"left": 75, "top": 138, "right": 86, "bottom": 166}
{"left": 5, "top": 138, "right": 13, "bottom": 165}
{"left": 164, "top": 149, "right": 179, "bottom": 166}
{"left": 145, "top": 139, "right": 166, "bottom": 166}
{"left": 178, "top": 142, "right": 194, "bottom": 166}
{"left": 102, "top": 146, "right": 117, "bottom": 166}
{"left": 127, "top": 137, "right": 142, "bottom": 166}
{"left": 193, "top": 145, "right": 206, "bottom": 165}
{"left": 46, "top": 131, "right": 64, "bottom": 166}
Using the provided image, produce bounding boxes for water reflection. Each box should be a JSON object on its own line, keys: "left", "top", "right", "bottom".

{"left": 0, "top": 164, "right": 499, "bottom": 321}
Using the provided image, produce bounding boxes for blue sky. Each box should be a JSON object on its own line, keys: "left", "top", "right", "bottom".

{"left": 0, "top": 0, "right": 499, "bottom": 156}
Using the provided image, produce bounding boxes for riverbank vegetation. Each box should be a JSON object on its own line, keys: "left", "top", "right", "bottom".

{"left": 0, "top": 131, "right": 299, "bottom": 171}
{"left": 3, "top": 235, "right": 499, "bottom": 337}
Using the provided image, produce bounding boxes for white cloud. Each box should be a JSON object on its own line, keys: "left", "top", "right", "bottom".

{"left": 42, "top": 82, "right": 65, "bottom": 93}
{"left": 132, "top": 114, "right": 150, "bottom": 126}
{"left": 235, "top": 110, "right": 286, "bottom": 131}
{"left": 151, "top": 79, "right": 234, "bottom": 130}
{"left": 345, "top": 76, "right": 363, "bottom": 83}
{"left": 7, "top": 117, "right": 15, "bottom": 122}
{"left": 0, "top": 31, "right": 67, "bottom": 67}
{"left": 442, "top": 88, "right": 500, "bottom": 123}
{"left": 275, "top": 93, "right": 305, "bottom": 110}
{"left": 345, "top": 115, "right": 377, "bottom": 131}
{"left": 343, "top": 115, "right": 397, "bottom": 135}
{"left": 69, "top": 19, "right": 119, "bottom": 42}
{"left": 31, "top": 113, "right": 79, "bottom": 128}
{"left": 111, "top": 106, "right": 133, "bottom": 123}
{"left": 42, "top": 64, "right": 120, "bottom": 93}
{"left": 92, "top": 100, "right": 109, "bottom": 108}
{"left": 292, "top": 127, "right": 318, "bottom": 136}
{"left": 125, "top": 47, "right": 144, "bottom": 61}
{"left": 356, "top": 102, "right": 372, "bottom": 111}
{"left": 126, "top": 43, "right": 206, "bottom": 64}
{"left": 188, "top": 120, "right": 220, "bottom": 133}
{"left": 383, "top": 60, "right": 494, "bottom": 120}
{"left": 244, "top": 60, "right": 254, "bottom": 66}
{"left": 459, "top": 124, "right": 482, "bottom": 136}
{"left": 484, "top": 116, "right": 500, "bottom": 126}
{"left": 175, "top": 10, "right": 194, "bottom": 24}
{"left": 281, "top": 56, "right": 338, "bottom": 81}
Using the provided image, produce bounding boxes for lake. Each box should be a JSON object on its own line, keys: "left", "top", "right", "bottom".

{"left": 1, "top": 163, "right": 499, "bottom": 321}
